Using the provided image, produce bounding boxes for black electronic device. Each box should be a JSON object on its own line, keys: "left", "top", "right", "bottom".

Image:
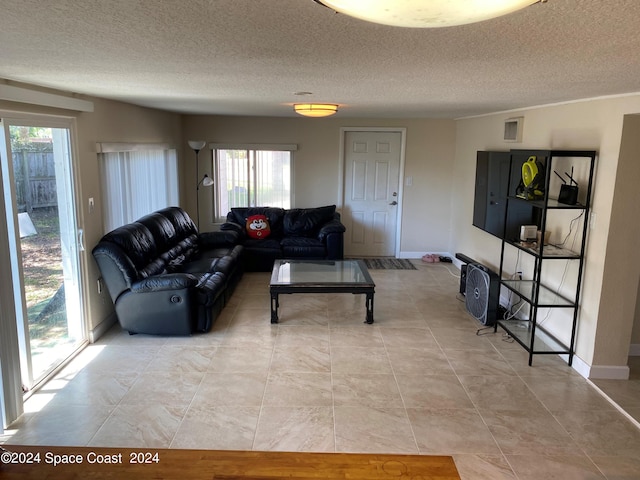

{"left": 515, "top": 155, "right": 546, "bottom": 200}
{"left": 555, "top": 167, "right": 579, "bottom": 205}
{"left": 464, "top": 263, "right": 500, "bottom": 326}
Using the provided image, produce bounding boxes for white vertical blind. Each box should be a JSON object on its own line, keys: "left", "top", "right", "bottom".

{"left": 254, "top": 150, "right": 291, "bottom": 207}
{"left": 99, "top": 147, "right": 178, "bottom": 232}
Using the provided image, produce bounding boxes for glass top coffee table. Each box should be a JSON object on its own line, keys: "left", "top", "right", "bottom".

{"left": 269, "top": 259, "right": 376, "bottom": 324}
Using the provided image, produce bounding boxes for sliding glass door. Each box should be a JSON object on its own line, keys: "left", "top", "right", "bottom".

{"left": 0, "top": 117, "right": 86, "bottom": 394}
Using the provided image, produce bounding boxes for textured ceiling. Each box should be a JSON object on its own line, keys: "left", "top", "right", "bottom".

{"left": 1, "top": 0, "right": 639, "bottom": 118}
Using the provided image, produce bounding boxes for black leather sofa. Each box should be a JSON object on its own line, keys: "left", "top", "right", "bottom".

{"left": 220, "top": 205, "right": 346, "bottom": 271}
{"left": 92, "top": 207, "right": 242, "bottom": 336}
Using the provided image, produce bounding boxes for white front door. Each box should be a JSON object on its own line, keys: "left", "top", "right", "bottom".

{"left": 342, "top": 130, "right": 402, "bottom": 257}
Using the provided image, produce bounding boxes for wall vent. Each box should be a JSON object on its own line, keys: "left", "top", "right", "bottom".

{"left": 504, "top": 117, "right": 524, "bottom": 142}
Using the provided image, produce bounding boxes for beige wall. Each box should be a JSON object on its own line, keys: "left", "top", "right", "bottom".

{"left": 76, "top": 98, "right": 183, "bottom": 336}
{"left": 598, "top": 114, "right": 640, "bottom": 359}
{"left": 1, "top": 94, "right": 182, "bottom": 337}
{"left": 451, "top": 96, "right": 640, "bottom": 372}
{"left": 633, "top": 280, "right": 640, "bottom": 346}
{"left": 182, "top": 116, "right": 456, "bottom": 254}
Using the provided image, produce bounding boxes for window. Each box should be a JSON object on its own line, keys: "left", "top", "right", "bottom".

{"left": 212, "top": 144, "right": 295, "bottom": 219}
{"left": 98, "top": 143, "right": 179, "bottom": 232}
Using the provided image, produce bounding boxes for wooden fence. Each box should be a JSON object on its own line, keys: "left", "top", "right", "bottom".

{"left": 13, "top": 150, "right": 57, "bottom": 212}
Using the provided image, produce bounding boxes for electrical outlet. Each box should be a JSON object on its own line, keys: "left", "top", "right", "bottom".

{"left": 590, "top": 211, "right": 597, "bottom": 230}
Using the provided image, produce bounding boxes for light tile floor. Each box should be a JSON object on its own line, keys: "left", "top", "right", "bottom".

{"left": 592, "top": 356, "right": 640, "bottom": 425}
{"left": 3, "top": 261, "right": 640, "bottom": 479}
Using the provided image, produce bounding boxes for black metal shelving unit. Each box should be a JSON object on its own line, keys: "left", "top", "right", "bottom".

{"left": 496, "top": 150, "right": 596, "bottom": 366}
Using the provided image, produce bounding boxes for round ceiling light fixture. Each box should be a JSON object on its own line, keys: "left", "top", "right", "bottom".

{"left": 294, "top": 103, "right": 339, "bottom": 118}
{"left": 314, "top": 0, "right": 543, "bottom": 28}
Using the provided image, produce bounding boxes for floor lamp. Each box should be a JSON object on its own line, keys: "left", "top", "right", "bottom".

{"left": 188, "top": 140, "right": 214, "bottom": 230}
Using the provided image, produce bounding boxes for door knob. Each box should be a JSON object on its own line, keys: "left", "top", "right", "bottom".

{"left": 389, "top": 201, "right": 398, "bottom": 205}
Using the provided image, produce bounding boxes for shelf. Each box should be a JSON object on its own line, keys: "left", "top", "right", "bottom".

{"left": 508, "top": 196, "right": 587, "bottom": 210}
{"left": 501, "top": 279, "right": 574, "bottom": 307}
{"left": 546, "top": 199, "right": 587, "bottom": 209}
{"left": 497, "top": 319, "right": 571, "bottom": 354}
{"left": 506, "top": 241, "right": 581, "bottom": 259}
{"left": 495, "top": 149, "right": 595, "bottom": 366}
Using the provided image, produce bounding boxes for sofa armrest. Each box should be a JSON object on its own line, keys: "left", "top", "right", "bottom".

{"left": 317, "top": 219, "right": 346, "bottom": 241}
{"left": 199, "top": 230, "right": 240, "bottom": 247}
{"left": 131, "top": 273, "right": 198, "bottom": 293}
{"left": 220, "top": 221, "right": 244, "bottom": 234}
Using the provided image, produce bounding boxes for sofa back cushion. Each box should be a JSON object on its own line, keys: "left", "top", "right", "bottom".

{"left": 92, "top": 221, "right": 167, "bottom": 303}
{"left": 156, "top": 206, "right": 201, "bottom": 264}
{"left": 93, "top": 206, "right": 202, "bottom": 301}
{"left": 284, "top": 205, "right": 336, "bottom": 237}
{"left": 157, "top": 206, "right": 198, "bottom": 239}
{"left": 135, "top": 211, "right": 192, "bottom": 269}
{"left": 137, "top": 212, "right": 177, "bottom": 253}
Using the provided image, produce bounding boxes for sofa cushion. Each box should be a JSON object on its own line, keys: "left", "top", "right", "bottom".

{"left": 283, "top": 205, "right": 336, "bottom": 238}
{"left": 280, "top": 237, "right": 326, "bottom": 257}
{"left": 243, "top": 237, "right": 282, "bottom": 252}
{"left": 179, "top": 257, "right": 219, "bottom": 274}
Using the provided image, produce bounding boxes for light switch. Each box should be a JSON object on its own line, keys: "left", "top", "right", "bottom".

{"left": 405, "top": 176, "right": 413, "bottom": 186}
{"left": 88, "top": 197, "right": 94, "bottom": 213}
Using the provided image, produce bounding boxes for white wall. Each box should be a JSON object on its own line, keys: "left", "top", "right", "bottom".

{"left": 451, "top": 95, "right": 640, "bottom": 376}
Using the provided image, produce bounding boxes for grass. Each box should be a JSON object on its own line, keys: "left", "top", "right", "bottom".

{"left": 20, "top": 207, "right": 68, "bottom": 343}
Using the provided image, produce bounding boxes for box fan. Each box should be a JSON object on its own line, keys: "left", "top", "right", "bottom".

{"left": 464, "top": 263, "right": 500, "bottom": 326}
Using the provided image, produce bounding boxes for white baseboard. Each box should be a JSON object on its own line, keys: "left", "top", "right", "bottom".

{"left": 557, "top": 354, "right": 631, "bottom": 380}
{"left": 585, "top": 363, "right": 630, "bottom": 380}
{"left": 629, "top": 343, "right": 640, "bottom": 356}
{"left": 399, "top": 251, "right": 453, "bottom": 259}
{"left": 399, "top": 251, "right": 458, "bottom": 267}
{"left": 566, "top": 354, "right": 591, "bottom": 379}
{"left": 89, "top": 314, "right": 117, "bottom": 343}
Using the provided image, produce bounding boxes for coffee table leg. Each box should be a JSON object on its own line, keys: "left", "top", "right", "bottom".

{"left": 364, "top": 292, "right": 374, "bottom": 324}
{"left": 270, "top": 292, "right": 279, "bottom": 324}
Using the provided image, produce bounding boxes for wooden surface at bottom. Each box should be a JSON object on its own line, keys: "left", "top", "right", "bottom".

{"left": 0, "top": 445, "right": 460, "bottom": 479}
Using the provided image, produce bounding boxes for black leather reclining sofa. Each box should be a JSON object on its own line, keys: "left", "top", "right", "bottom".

{"left": 92, "top": 207, "right": 242, "bottom": 336}
{"left": 220, "top": 205, "right": 346, "bottom": 271}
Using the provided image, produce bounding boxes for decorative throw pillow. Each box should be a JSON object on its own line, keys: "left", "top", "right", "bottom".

{"left": 246, "top": 214, "right": 271, "bottom": 239}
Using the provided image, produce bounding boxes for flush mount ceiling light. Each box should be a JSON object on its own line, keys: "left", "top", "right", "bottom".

{"left": 294, "top": 103, "right": 339, "bottom": 117}
{"left": 314, "top": 0, "right": 544, "bottom": 28}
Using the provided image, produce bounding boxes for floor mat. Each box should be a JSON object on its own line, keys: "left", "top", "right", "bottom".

{"left": 352, "top": 257, "right": 417, "bottom": 270}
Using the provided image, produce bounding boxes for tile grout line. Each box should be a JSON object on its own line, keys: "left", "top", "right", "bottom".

{"left": 380, "top": 326, "right": 421, "bottom": 456}
{"left": 251, "top": 321, "right": 278, "bottom": 452}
